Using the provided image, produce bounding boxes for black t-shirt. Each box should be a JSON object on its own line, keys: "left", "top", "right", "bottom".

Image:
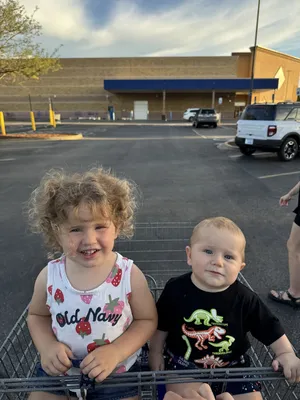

{"left": 157, "top": 273, "right": 285, "bottom": 367}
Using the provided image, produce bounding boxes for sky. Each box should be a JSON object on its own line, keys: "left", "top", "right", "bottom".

{"left": 19, "top": 0, "right": 300, "bottom": 59}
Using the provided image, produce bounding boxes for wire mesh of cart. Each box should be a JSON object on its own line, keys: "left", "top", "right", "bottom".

{"left": 0, "top": 222, "right": 299, "bottom": 400}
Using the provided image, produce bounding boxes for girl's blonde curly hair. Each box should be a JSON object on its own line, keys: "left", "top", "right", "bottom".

{"left": 26, "top": 167, "right": 139, "bottom": 253}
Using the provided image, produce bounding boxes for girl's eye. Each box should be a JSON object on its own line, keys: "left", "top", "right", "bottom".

{"left": 225, "top": 255, "right": 234, "bottom": 260}
{"left": 96, "top": 225, "right": 106, "bottom": 230}
{"left": 70, "top": 228, "right": 81, "bottom": 233}
{"left": 204, "top": 249, "right": 213, "bottom": 254}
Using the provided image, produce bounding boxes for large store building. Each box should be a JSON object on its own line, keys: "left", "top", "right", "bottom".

{"left": 0, "top": 46, "right": 300, "bottom": 120}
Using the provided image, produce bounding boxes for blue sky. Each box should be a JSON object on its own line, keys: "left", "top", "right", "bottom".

{"left": 20, "top": 0, "right": 300, "bottom": 59}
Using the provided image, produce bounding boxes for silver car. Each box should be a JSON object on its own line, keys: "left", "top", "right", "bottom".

{"left": 193, "top": 108, "right": 218, "bottom": 128}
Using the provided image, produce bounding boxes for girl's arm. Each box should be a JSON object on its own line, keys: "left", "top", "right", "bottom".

{"left": 288, "top": 181, "right": 300, "bottom": 198}
{"left": 111, "top": 264, "right": 158, "bottom": 362}
{"left": 27, "top": 267, "right": 58, "bottom": 353}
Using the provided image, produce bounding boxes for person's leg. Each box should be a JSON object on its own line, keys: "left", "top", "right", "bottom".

{"left": 166, "top": 382, "right": 204, "bottom": 396}
{"left": 233, "top": 393, "right": 262, "bottom": 400}
{"left": 269, "top": 221, "right": 300, "bottom": 306}
{"left": 28, "top": 393, "right": 68, "bottom": 400}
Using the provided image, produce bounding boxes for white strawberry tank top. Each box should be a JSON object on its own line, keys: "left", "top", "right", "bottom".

{"left": 46, "top": 252, "right": 139, "bottom": 373}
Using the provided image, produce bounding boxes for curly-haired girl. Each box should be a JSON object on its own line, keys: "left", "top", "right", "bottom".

{"left": 26, "top": 167, "right": 157, "bottom": 400}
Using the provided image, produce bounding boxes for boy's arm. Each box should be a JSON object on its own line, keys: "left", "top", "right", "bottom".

{"left": 270, "top": 335, "right": 300, "bottom": 383}
{"left": 110, "top": 264, "right": 158, "bottom": 363}
{"left": 27, "top": 267, "right": 58, "bottom": 353}
{"left": 150, "top": 329, "right": 168, "bottom": 354}
{"left": 270, "top": 334, "right": 294, "bottom": 357}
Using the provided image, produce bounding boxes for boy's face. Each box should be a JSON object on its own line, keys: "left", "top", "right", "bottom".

{"left": 57, "top": 202, "right": 118, "bottom": 269}
{"left": 186, "top": 226, "right": 245, "bottom": 292}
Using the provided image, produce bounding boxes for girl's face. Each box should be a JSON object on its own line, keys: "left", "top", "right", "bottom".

{"left": 57, "top": 202, "right": 118, "bottom": 269}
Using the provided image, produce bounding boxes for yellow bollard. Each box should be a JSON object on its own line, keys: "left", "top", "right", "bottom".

{"left": 49, "top": 105, "right": 54, "bottom": 126}
{"left": 0, "top": 112, "right": 6, "bottom": 136}
{"left": 52, "top": 111, "right": 56, "bottom": 128}
{"left": 30, "top": 111, "right": 36, "bottom": 131}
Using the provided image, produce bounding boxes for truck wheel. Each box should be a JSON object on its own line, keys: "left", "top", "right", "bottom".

{"left": 277, "top": 137, "right": 298, "bottom": 161}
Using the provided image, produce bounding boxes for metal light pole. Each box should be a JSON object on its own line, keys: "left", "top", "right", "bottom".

{"left": 248, "top": 0, "right": 261, "bottom": 105}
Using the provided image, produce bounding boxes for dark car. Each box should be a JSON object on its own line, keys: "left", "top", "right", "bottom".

{"left": 192, "top": 108, "right": 218, "bottom": 128}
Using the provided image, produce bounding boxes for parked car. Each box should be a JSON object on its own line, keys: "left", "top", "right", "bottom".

{"left": 192, "top": 108, "right": 218, "bottom": 128}
{"left": 235, "top": 102, "right": 300, "bottom": 161}
{"left": 183, "top": 108, "right": 200, "bottom": 122}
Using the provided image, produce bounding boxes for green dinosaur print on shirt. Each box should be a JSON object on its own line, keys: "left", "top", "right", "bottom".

{"left": 184, "top": 309, "right": 226, "bottom": 326}
{"left": 209, "top": 335, "right": 235, "bottom": 354}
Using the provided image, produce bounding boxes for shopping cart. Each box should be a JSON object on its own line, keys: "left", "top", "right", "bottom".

{"left": 0, "top": 222, "right": 299, "bottom": 400}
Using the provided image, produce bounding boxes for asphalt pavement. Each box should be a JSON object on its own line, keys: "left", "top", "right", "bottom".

{"left": 0, "top": 124, "right": 299, "bottom": 351}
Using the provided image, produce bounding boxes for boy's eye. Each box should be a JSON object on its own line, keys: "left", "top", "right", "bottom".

{"left": 96, "top": 225, "right": 106, "bottom": 230}
{"left": 225, "top": 255, "right": 234, "bottom": 260}
{"left": 204, "top": 249, "right": 213, "bottom": 254}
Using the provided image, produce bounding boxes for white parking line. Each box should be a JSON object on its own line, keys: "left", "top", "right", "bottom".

{"left": 192, "top": 129, "right": 207, "bottom": 139}
{"left": 258, "top": 171, "right": 300, "bottom": 179}
{"left": 0, "top": 158, "right": 16, "bottom": 162}
{"left": 229, "top": 152, "right": 272, "bottom": 159}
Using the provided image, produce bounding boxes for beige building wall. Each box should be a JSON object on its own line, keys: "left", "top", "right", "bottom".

{"left": 251, "top": 46, "right": 300, "bottom": 103}
{"left": 0, "top": 56, "right": 238, "bottom": 119}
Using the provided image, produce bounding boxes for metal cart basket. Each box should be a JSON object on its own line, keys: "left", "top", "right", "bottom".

{"left": 0, "top": 223, "right": 299, "bottom": 399}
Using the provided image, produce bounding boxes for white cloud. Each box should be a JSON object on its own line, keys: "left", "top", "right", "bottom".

{"left": 19, "top": 0, "right": 300, "bottom": 58}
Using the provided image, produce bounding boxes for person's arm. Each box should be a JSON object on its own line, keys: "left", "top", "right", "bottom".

{"left": 27, "top": 267, "right": 57, "bottom": 352}
{"left": 288, "top": 181, "right": 300, "bottom": 197}
{"left": 280, "top": 181, "right": 300, "bottom": 206}
{"left": 270, "top": 335, "right": 300, "bottom": 383}
{"left": 27, "top": 267, "right": 73, "bottom": 375}
{"left": 149, "top": 329, "right": 168, "bottom": 370}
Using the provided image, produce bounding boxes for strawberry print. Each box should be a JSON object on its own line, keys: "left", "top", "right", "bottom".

{"left": 52, "top": 326, "right": 58, "bottom": 336}
{"left": 76, "top": 318, "right": 92, "bottom": 338}
{"left": 80, "top": 295, "right": 93, "bottom": 304}
{"left": 46, "top": 305, "right": 51, "bottom": 312}
{"left": 103, "top": 295, "right": 124, "bottom": 317}
{"left": 106, "top": 264, "right": 122, "bottom": 287}
{"left": 116, "top": 365, "right": 126, "bottom": 374}
{"left": 126, "top": 292, "right": 132, "bottom": 302}
{"left": 87, "top": 334, "right": 110, "bottom": 353}
{"left": 54, "top": 289, "right": 64, "bottom": 304}
{"left": 47, "top": 285, "right": 53, "bottom": 295}
{"left": 123, "top": 317, "right": 131, "bottom": 332}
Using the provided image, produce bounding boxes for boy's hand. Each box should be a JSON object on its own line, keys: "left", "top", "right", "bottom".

{"left": 148, "top": 350, "right": 165, "bottom": 371}
{"left": 80, "top": 343, "right": 120, "bottom": 382}
{"left": 164, "top": 383, "right": 234, "bottom": 400}
{"left": 279, "top": 193, "right": 292, "bottom": 206}
{"left": 40, "top": 341, "right": 73, "bottom": 376}
{"left": 272, "top": 352, "right": 300, "bottom": 383}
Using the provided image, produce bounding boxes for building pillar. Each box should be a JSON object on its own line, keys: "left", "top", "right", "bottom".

{"left": 162, "top": 90, "right": 166, "bottom": 120}
{"left": 212, "top": 90, "right": 215, "bottom": 108}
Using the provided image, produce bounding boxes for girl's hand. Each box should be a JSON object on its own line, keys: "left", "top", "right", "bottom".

{"left": 80, "top": 343, "right": 120, "bottom": 382}
{"left": 40, "top": 341, "right": 73, "bottom": 376}
{"left": 164, "top": 383, "right": 234, "bottom": 400}
{"left": 279, "top": 193, "right": 292, "bottom": 206}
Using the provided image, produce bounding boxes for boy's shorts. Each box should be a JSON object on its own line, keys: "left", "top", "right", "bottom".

{"left": 34, "top": 359, "right": 140, "bottom": 400}
{"left": 164, "top": 350, "right": 261, "bottom": 397}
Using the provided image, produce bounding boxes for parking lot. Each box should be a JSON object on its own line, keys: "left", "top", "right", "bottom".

{"left": 1, "top": 123, "right": 299, "bottom": 349}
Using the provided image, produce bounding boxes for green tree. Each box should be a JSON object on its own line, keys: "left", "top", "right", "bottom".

{"left": 0, "top": 0, "right": 61, "bottom": 82}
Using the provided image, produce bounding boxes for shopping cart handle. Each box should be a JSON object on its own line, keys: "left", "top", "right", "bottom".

{"left": 80, "top": 374, "right": 95, "bottom": 390}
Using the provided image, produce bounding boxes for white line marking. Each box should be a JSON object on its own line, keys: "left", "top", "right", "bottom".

{"left": 259, "top": 171, "right": 300, "bottom": 179}
{"left": 229, "top": 152, "right": 272, "bottom": 159}
{"left": 192, "top": 129, "right": 206, "bottom": 138}
{"left": 0, "top": 158, "right": 16, "bottom": 161}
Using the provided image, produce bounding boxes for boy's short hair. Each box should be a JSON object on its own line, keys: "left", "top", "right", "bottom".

{"left": 190, "top": 217, "right": 246, "bottom": 261}
{"left": 26, "top": 167, "right": 139, "bottom": 254}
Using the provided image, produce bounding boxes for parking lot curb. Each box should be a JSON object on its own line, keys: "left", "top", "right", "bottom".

{"left": 0, "top": 133, "right": 83, "bottom": 140}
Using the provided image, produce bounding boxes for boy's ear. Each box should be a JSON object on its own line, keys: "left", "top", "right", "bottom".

{"left": 186, "top": 246, "right": 192, "bottom": 266}
{"left": 240, "top": 262, "right": 246, "bottom": 271}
